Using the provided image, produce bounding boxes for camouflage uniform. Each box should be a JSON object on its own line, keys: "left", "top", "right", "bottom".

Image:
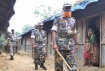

{"left": 31, "top": 22, "right": 47, "bottom": 70}
{"left": 51, "top": 16, "right": 77, "bottom": 71}
{"left": 8, "top": 32, "right": 17, "bottom": 60}
{"left": 32, "top": 24, "right": 38, "bottom": 59}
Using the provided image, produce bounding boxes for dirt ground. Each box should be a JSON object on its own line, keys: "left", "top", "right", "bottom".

{"left": 0, "top": 51, "right": 105, "bottom": 71}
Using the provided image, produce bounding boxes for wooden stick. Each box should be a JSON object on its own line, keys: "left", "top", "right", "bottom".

{"left": 56, "top": 49, "right": 72, "bottom": 71}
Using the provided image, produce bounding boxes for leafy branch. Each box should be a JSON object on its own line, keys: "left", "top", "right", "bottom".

{"left": 34, "top": 5, "right": 60, "bottom": 19}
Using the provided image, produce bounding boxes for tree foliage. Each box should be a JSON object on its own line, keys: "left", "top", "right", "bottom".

{"left": 22, "top": 24, "right": 32, "bottom": 34}
{"left": 34, "top": 5, "right": 60, "bottom": 19}
{"left": 15, "top": 32, "right": 21, "bottom": 39}
{"left": 0, "top": 33, "right": 6, "bottom": 50}
{"left": 16, "top": 32, "right": 21, "bottom": 36}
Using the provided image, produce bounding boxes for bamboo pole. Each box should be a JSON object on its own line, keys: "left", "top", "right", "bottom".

{"left": 56, "top": 49, "right": 72, "bottom": 71}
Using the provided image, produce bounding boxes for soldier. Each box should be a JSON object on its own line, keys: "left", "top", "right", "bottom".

{"left": 51, "top": 3, "right": 78, "bottom": 71}
{"left": 9, "top": 29, "right": 18, "bottom": 60}
{"left": 31, "top": 22, "right": 47, "bottom": 70}
{"left": 2, "top": 38, "right": 11, "bottom": 59}
{"left": 32, "top": 23, "right": 38, "bottom": 61}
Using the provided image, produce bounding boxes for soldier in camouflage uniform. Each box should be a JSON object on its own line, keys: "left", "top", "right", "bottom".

{"left": 32, "top": 23, "right": 38, "bottom": 60}
{"left": 31, "top": 22, "right": 47, "bottom": 70}
{"left": 51, "top": 3, "right": 78, "bottom": 71}
{"left": 8, "top": 29, "right": 18, "bottom": 60}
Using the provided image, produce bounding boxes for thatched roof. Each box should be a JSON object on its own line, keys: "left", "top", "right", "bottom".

{"left": 0, "top": 0, "right": 16, "bottom": 31}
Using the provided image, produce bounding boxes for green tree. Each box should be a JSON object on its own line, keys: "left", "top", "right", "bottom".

{"left": 16, "top": 32, "right": 21, "bottom": 36}
{"left": 34, "top": 5, "right": 60, "bottom": 19}
{"left": 22, "top": 24, "right": 32, "bottom": 34}
{"left": 15, "top": 32, "right": 21, "bottom": 39}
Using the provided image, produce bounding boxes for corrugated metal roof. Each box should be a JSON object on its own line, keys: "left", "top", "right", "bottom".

{"left": 43, "top": 0, "right": 98, "bottom": 22}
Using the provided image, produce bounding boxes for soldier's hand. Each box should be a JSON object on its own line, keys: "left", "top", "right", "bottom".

{"left": 75, "top": 44, "right": 78, "bottom": 51}
{"left": 53, "top": 43, "right": 58, "bottom": 50}
{"left": 32, "top": 44, "right": 36, "bottom": 48}
{"left": 17, "top": 43, "right": 19, "bottom": 46}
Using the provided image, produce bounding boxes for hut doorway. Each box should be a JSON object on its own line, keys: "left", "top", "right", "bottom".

{"left": 87, "top": 16, "right": 100, "bottom": 67}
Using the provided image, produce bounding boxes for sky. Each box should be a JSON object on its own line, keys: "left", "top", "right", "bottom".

{"left": 8, "top": 0, "right": 78, "bottom": 33}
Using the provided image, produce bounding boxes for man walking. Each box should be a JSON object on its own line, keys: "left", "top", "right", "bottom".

{"left": 31, "top": 22, "right": 47, "bottom": 70}
{"left": 9, "top": 29, "right": 18, "bottom": 60}
{"left": 32, "top": 24, "right": 38, "bottom": 59}
{"left": 51, "top": 3, "right": 78, "bottom": 71}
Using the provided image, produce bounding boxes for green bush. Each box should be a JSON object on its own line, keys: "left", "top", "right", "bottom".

{"left": 0, "top": 33, "right": 6, "bottom": 50}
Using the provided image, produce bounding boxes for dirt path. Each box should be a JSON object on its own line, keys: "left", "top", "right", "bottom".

{"left": 0, "top": 51, "right": 55, "bottom": 71}
{"left": 0, "top": 51, "right": 105, "bottom": 71}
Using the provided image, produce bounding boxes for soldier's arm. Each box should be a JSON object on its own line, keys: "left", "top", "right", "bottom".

{"left": 73, "top": 32, "right": 78, "bottom": 44}
{"left": 52, "top": 31, "right": 57, "bottom": 45}
{"left": 2, "top": 38, "right": 10, "bottom": 46}
{"left": 15, "top": 34, "right": 19, "bottom": 45}
{"left": 31, "top": 30, "right": 35, "bottom": 47}
{"left": 16, "top": 39, "right": 19, "bottom": 46}
{"left": 31, "top": 38, "right": 35, "bottom": 47}
{"left": 44, "top": 39, "right": 47, "bottom": 50}
{"left": 44, "top": 40, "right": 47, "bottom": 48}
{"left": 71, "top": 17, "right": 78, "bottom": 44}
{"left": 73, "top": 29, "right": 78, "bottom": 50}
{"left": 51, "top": 19, "right": 58, "bottom": 45}
{"left": 43, "top": 31, "right": 47, "bottom": 48}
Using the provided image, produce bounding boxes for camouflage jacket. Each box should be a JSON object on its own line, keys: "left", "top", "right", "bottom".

{"left": 31, "top": 29, "right": 46, "bottom": 45}
{"left": 51, "top": 16, "right": 77, "bottom": 50}
{"left": 9, "top": 33, "right": 17, "bottom": 42}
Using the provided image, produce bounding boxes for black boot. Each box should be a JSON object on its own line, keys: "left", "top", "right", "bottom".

{"left": 35, "top": 63, "right": 38, "bottom": 70}
{"left": 40, "top": 63, "right": 47, "bottom": 70}
{"left": 10, "top": 56, "right": 14, "bottom": 60}
{"left": 12, "top": 56, "right": 14, "bottom": 60}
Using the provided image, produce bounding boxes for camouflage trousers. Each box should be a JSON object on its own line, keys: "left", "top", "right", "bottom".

{"left": 9, "top": 46, "right": 14, "bottom": 56}
{"left": 55, "top": 50, "right": 77, "bottom": 71}
{"left": 9, "top": 42, "right": 16, "bottom": 56}
{"left": 34, "top": 46, "right": 46, "bottom": 64}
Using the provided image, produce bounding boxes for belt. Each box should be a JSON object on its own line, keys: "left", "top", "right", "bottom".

{"left": 59, "top": 50, "right": 72, "bottom": 54}
{"left": 10, "top": 40, "right": 16, "bottom": 42}
{"left": 35, "top": 41, "right": 43, "bottom": 44}
{"left": 58, "top": 33, "right": 73, "bottom": 39}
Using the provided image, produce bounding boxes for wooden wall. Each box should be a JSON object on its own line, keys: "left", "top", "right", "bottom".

{"left": 46, "top": 30, "right": 54, "bottom": 56}
{"left": 101, "top": 12, "right": 105, "bottom": 67}
{"left": 20, "top": 36, "right": 32, "bottom": 53}
{"left": 75, "top": 19, "right": 86, "bottom": 61}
